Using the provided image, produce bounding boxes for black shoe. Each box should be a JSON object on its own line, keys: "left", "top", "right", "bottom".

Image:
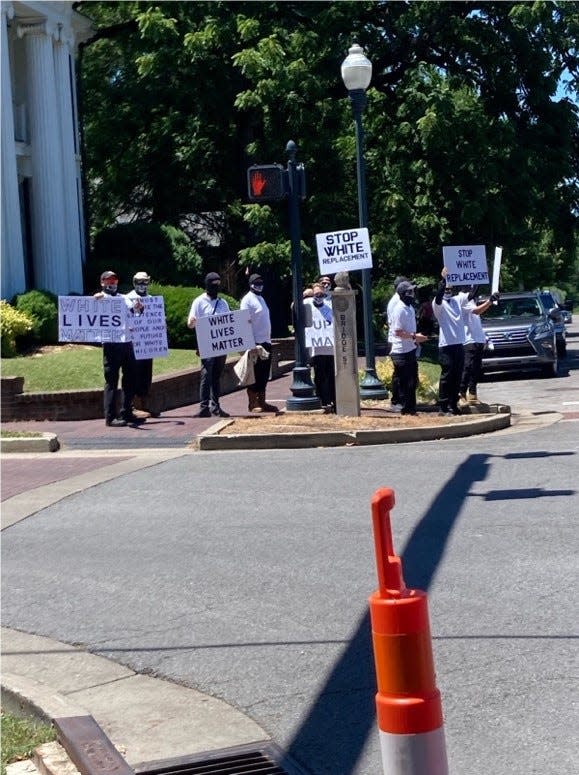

{"left": 451, "top": 406, "right": 462, "bottom": 415}
{"left": 106, "top": 418, "right": 127, "bottom": 427}
{"left": 212, "top": 408, "right": 230, "bottom": 418}
{"left": 124, "top": 413, "right": 145, "bottom": 424}
{"left": 195, "top": 408, "right": 211, "bottom": 418}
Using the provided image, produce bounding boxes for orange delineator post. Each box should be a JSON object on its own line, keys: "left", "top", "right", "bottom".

{"left": 369, "top": 488, "right": 449, "bottom": 775}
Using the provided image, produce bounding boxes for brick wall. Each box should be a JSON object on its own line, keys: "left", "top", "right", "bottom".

{"left": 1, "top": 341, "right": 295, "bottom": 421}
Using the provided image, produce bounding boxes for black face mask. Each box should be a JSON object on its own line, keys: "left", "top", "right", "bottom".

{"left": 102, "top": 285, "right": 118, "bottom": 296}
{"left": 250, "top": 283, "right": 263, "bottom": 295}
{"left": 205, "top": 282, "right": 220, "bottom": 298}
{"left": 400, "top": 293, "right": 414, "bottom": 306}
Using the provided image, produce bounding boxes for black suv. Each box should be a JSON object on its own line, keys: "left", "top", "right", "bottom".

{"left": 481, "top": 291, "right": 558, "bottom": 377}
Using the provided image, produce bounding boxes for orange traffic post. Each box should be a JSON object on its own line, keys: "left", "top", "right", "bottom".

{"left": 369, "top": 488, "right": 448, "bottom": 775}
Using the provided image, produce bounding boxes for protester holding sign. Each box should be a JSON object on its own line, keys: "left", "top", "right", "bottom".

{"left": 240, "top": 273, "right": 278, "bottom": 413}
{"left": 432, "top": 267, "right": 472, "bottom": 416}
{"left": 188, "top": 272, "right": 231, "bottom": 418}
{"left": 459, "top": 286, "right": 499, "bottom": 405}
{"left": 96, "top": 271, "right": 140, "bottom": 427}
{"left": 126, "top": 271, "right": 160, "bottom": 418}
{"left": 305, "top": 282, "right": 336, "bottom": 411}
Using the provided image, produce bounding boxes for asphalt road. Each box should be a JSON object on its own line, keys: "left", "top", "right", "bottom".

{"left": 2, "top": 323, "right": 578, "bottom": 775}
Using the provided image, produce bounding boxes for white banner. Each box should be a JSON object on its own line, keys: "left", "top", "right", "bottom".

{"left": 491, "top": 246, "right": 502, "bottom": 295}
{"left": 129, "top": 296, "right": 168, "bottom": 360}
{"left": 316, "top": 227, "right": 373, "bottom": 273}
{"left": 442, "top": 244, "right": 489, "bottom": 284}
{"left": 195, "top": 308, "right": 255, "bottom": 359}
{"left": 58, "top": 296, "right": 129, "bottom": 343}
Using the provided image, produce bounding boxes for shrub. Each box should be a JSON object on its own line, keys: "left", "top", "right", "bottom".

{"left": 149, "top": 284, "right": 239, "bottom": 349}
{"left": 87, "top": 222, "right": 203, "bottom": 290}
{"left": 372, "top": 357, "right": 439, "bottom": 402}
{"left": 0, "top": 300, "right": 33, "bottom": 357}
{"left": 13, "top": 289, "right": 58, "bottom": 345}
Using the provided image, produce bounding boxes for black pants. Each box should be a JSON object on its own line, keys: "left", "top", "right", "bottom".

{"left": 250, "top": 342, "right": 272, "bottom": 392}
{"left": 312, "top": 354, "right": 336, "bottom": 407}
{"left": 438, "top": 344, "right": 465, "bottom": 411}
{"left": 460, "top": 343, "right": 484, "bottom": 395}
{"left": 199, "top": 355, "right": 227, "bottom": 412}
{"left": 390, "top": 350, "right": 418, "bottom": 414}
{"left": 103, "top": 342, "right": 136, "bottom": 422}
{"left": 134, "top": 358, "right": 153, "bottom": 397}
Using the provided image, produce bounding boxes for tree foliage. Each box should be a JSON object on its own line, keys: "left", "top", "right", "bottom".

{"left": 78, "top": 0, "right": 579, "bottom": 296}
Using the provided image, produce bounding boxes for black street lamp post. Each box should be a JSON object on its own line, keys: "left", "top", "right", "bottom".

{"left": 285, "top": 140, "right": 322, "bottom": 411}
{"left": 341, "top": 43, "right": 387, "bottom": 399}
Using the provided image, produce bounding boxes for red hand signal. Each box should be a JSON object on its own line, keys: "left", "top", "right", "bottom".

{"left": 250, "top": 171, "right": 267, "bottom": 196}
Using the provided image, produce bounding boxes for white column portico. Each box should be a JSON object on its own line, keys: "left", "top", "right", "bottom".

{"left": 1, "top": 2, "right": 26, "bottom": 299}
{"left": 54, "top": 24, "right": 83, "bottom": 293}
{"left": 18, "top": 19, "right": 69, "bottom": 294}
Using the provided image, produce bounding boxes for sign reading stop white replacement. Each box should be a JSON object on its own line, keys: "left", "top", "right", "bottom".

{"left": 442, "top": 244, "right": 489, "bottom": 285}
{"left": 316, "top": 228, "right": 373, "bottom": 273}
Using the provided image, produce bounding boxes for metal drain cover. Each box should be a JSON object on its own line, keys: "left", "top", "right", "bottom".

{"left": 135, "top": 742, "right": 310, "bottom": 775}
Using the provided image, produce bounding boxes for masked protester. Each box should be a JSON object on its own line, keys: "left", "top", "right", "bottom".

{"left": 187, "top": 272, "right": 231, "bottom": 418}
{"left": 126, "top": 271, "right": 160, "bottom": 418}
{"left": 432, "top": 267, "right": 472, "bottom": 415}
{"left": 304, "top": 282, "right": 336, "bottom": 410}
{"left": 239, "top": 273, "right": 278, "bottom": 413}
{"left": 390, "top": 281, "right": 429, "bottom": 415}
{"left": 384, "top": 276, "right": 409, "bottom": 410}
{"left": 95, "top": 271, "right": 141, "bottom": 427}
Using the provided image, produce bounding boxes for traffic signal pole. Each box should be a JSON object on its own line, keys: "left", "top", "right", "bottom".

{"left": 285, "top": 141, "right": 321, "bottom": 411}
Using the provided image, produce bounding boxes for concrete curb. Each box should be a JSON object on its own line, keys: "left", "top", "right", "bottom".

{"left": 1, "top": 433, "right": 59, "bottom": 453}
{"left": 1, "top": 671, "right": 88, "bottom": 724}
{"left": 196, "top": 408, "right": 512, "bottom": 451}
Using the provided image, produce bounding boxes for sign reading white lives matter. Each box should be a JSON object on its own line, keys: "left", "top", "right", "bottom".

{"left": 442, "top": 244, "right": 489, "bottom": 285}
{"left": 58, "top": 296, "right": 129, "bottom": 343}
{"left": 316, "top": 227, "right": 373, "bottom": 274}
{"left": 129, "top": 296, "right": 168, "bottom": 360}
{"left": 195, "top": 308, "right": 255, "bottom": 359}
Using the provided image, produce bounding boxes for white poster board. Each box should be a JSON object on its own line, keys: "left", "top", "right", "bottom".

{"left": 58, "top": 296, "right": 129, "bottom": 343}
{"left": 491, "top": 246, "right": 502, "bottom": 295}
{"left": 304, "top": 305, "right": 334, "bottom": 349}
{"left": 195, "top": 308, "right": 255, "bottom": 358}
{"left": 442, "top": 244, "right": 489, "bottom": 284}
{"left": 129, "top": 296, "right": 168, "bottom": 360}
{"left": 316, "top": 227, "right": 373, "bottom": 273}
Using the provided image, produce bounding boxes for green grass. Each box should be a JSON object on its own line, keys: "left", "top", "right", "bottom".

{"left": 1, "top": 346, "right": 200, "bottom": 391}
{"left": 1, "top": 431, "right": 43, "bottom": 438}
{"left": 1, "top": 711, "right": 57, "bottom": 775}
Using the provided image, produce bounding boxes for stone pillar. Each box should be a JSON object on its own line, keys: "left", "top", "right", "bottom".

{"left": 332, "top": 287, "right": 361, "bottom": 417}
{"left": 1, "top": 2, "right": 26, "bottom": 300}
{"left": 54, "top": 24, "right": 83, "bottom": 293}
{"left": 18, "top": 19, "right": 69, "bottom": 294}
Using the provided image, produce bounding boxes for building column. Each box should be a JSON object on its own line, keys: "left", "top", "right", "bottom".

{"left": 18, "top": 19, "right": 69, "bottom": 295}
{"left": 54, "top": 25, "right": 83, "bottom": 293}
{"left": 1, "top": 2, "right": 26, "bottom": 300}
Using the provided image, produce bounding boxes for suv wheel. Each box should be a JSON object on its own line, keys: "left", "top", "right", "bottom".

{"left": 541, "top": 357, "right": 558, "bottom": 378}
{"left": 557, "top": 339, "right": 567, "bottom": 358}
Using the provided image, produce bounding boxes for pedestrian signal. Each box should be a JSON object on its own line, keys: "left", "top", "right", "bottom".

{"left": 247, "top": 164, "right": 286, "bottom": 202}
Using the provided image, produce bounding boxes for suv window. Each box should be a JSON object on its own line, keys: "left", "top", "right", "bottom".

{"left": 484, "top": 298, "right": 542, "bottom": 320}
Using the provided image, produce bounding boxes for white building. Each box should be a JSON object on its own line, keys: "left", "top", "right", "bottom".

{"left": 1, "top": 1, "right": 93, "bottom": 301}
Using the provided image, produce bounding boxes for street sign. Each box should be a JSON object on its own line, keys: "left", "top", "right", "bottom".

{"left": 247, "top": 164, "right": 287, "bottom": 202}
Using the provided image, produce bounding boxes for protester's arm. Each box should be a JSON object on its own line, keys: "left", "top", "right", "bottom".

{"left": 434, "top": 272, "right": 447, "bottom": 305}
{"left": 471, "top": 292, "right": 499, "bottom": 315}
{"left": 187, "top": 299, "right": 197, "bottom": 329}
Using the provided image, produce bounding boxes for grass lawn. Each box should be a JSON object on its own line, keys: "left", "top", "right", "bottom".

{"left": 1, "top": 346, "right": 199, "bottom": 391}
{"left": 1, "top": 711, "right": 57, "bottom": 775}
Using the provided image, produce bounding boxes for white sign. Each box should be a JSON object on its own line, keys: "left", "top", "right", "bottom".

{"left": 316, "top": 227, "right": 373, "bottom": 273}
{"left": 195, "top": 308, "right": 255, "bottom": 359}
{"left": 491, "top": 246, "right": 502, "bottom": 295}
{"left": 305, "top": 305, "right": 334, "bottom": 349}
{"left": 58, "top": 296, "right": 129, "bottom": 343}
{"left": 442, "top": 244, "right": 489, "bottom": 284}
{"left": 129, "top": 296, "right": 168, "bottom": 360}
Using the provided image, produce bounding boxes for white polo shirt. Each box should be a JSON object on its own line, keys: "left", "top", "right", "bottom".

{"left": 433, "top": 293, "right": 469, "bottom": 347}
{"left": 462, "top": 298, "right": 486, "bottom": 344}
{"left": 240, "top": 290, "right": 271, "bottom": 343}
{"left": 188, "top": 294, "right": 230, "bottom": 325}
{"left": 389, "top": 298, "right": 417, "bottom": 355}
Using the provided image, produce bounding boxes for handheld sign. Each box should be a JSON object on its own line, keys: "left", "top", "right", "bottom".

{"left": 442, "top": 245, "right": 488, "bottom": 285}
{"left": 491, "top": 246, "right": 502, "bottom": 296}
{"left": 195, "top": 308, "right": 255, "bottom": 359}
{"left": 129, "top": 296, "right": 168, "bottom": 360}
{"left": 58, "top": 296, "right": 129, "bottom": 343}
{"left": 316, "top": 228, "right": 373, "bottom": 273}
{"left": 304, "top": 303, "right": 334, "bottom": 349}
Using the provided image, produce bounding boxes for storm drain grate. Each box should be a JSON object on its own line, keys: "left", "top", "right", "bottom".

{"left": 136, "top": 742, "right": 309, "bottom": 775}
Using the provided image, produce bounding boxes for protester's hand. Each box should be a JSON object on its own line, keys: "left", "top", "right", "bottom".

{"left": 441, "top": 266, "right": 448, "bottom": 279}
{"left": 490, "top": 292, "right": 500, "bottom": 303}
{"left": 415, "top": 333, "right": 429, "bottom": 343}
{"left": 93, "top": 292, "right": 105, "bottom": 299}
{"left": 133, "top": 299, "right": 144, "bottom": 314}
